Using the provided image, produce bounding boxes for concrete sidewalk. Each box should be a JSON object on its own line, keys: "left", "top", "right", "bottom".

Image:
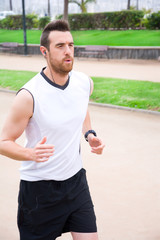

{"left": 0, "top": 55, "right": 160, "bottom": 240}
{"left": 0, "top": 54, "right": 160, "bottom": 82}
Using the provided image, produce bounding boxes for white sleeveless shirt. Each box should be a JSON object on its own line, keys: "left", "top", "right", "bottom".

{"left": 19, "top": 69, "right": 90, "bottom": 181}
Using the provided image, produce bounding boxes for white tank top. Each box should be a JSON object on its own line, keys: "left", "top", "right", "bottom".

{"left": 19, "top": 68, "right": 90, "bottom": 181}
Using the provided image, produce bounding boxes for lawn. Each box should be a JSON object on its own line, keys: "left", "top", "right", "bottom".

{"left": 0, "top": 29, "right": 160, "bottom": 46}
{"left": 0, "top": 69, "right": 160, "bottom": 112}
{"left": 0, "top": 69, "right": 36, "bottom": 90}
{"left": 72, "top": 30, "right": 160, "bottom": 46}
{"left": 91, "top": 77, "right": 160, "bottom": 111}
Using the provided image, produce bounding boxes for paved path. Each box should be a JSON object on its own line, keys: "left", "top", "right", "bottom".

{"left": 0, "top": 54, "right": 160, "bottom": 82}
{"left": 0, "top": 55, "right": 160, "bottom": 240}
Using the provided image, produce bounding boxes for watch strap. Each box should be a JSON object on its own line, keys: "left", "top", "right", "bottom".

{"left": 84, "top": 130, "right": 97, "bottom": 142}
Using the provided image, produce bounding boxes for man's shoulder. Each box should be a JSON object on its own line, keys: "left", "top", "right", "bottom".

{"left": 22, "top": 72, "right": 41, "bottom": 90}
{"left": 70, "top": 70, "right": 89, "bottom": 80}
{"left": 70, "top": 70, "right": 91, "bottom": 93}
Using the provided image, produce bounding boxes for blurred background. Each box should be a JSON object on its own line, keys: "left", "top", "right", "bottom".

{"left": 0, "top": 0, "right": 160, "bottom": 20}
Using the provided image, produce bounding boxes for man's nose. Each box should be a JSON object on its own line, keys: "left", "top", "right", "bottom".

{"left": 65, "top": 45, "right": 71, "bottom": 55}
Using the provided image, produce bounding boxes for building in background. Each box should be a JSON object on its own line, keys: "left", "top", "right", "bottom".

{"left": 0, "top": 0, "right": 160, "bottom": 19}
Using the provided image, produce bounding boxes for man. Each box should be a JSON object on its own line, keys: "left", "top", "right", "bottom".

{"left": 0, "top": 20, "right": 105, "bottom": 240}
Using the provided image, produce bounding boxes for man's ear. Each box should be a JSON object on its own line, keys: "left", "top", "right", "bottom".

{"left": 40, "top": 46, "right": 47, "bottom": 58}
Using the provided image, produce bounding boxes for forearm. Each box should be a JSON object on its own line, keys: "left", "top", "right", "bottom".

{"left": 82, "top": 109, "right": 105, "bottom": 154}
{"left": 0, "top": 140, "right": 32, "bottom": 161}
{"left": 0, "top": 137, "right": 54, "bottom": 162}
{"left": 82, "top": 109, "right": 92, "bottom": 135}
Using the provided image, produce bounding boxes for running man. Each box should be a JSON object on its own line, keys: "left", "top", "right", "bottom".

{"left": 0, "top": 20, "right": 105, "bottom": 240}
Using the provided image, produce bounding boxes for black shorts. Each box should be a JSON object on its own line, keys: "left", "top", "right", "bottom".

{"left": 17, "top": 168, "right": 97, "bottom": 240}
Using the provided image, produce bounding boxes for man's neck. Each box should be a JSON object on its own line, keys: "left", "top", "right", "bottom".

{"left": 44, "top": 67, "right": 69, "bottom": 86}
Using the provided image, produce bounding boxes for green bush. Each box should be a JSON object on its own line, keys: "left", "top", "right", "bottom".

{"left": 68, "top": 10, "right": 144, "bottom": 30}
{"left": 0, "top": 14, "right": 38, "bottom": 29}
{"left": 0, "top": 16, "right": 14, "bottom": 29}
{"left": 10, "top": 15, "right": 23, "bottom": 29}
{"left": 38, "top": 16, "right": 51, "bottom": 29}
{"left": 146, "top": 11, "right": 160, "bottom": 29}
{"left": 1, "top": 11, "right": 159, "bottom": 31}
{"left": 26, "top": 14, "right": 38, "bottom": 29}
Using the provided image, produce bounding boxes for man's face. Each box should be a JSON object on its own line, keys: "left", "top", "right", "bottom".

{"left": 47, "top": 31, "right": 74, "bottom": 75}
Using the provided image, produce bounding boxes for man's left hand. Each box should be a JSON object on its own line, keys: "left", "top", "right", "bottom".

{"left": 88, "top": 135, "right": 105, "bottom": 155}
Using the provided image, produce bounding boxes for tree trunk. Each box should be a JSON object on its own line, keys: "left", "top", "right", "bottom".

{"left": 63, "top": 0, "right": 69, "bottom": 21}
{"left": 81, "top": 0, "right": 87, "bottom": 13}
{"left": 9, "top": 0, "right": 13, "bottom": 11}
{"left": 48, "top": 0, "right": 51, "bottom": 17}
{"left": 127, "top": 0, "right": 131, "bottom": 10}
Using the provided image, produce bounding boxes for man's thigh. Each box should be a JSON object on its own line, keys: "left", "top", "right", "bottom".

{"left": 71, "top": 232, "right": 98, "bottom": 240}
{"left": 63, "top": 169, "right": 97, "bottom": 234}
{"left": 17, "top": 169, "right": 97, "bottom": 239}
{"left": 17, "top": 180, "right": 67, "bottom": 240}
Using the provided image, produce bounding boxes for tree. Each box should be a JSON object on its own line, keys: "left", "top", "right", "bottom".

{"left": 127, "top": 0, "right": 138, "bottom": 11}
{"left": 129, "top": 5, "right": 137, "bottom": 10}
{"left": 142, "top": 7, "right": 152, "bottom": 15}
{"left": 63, "top": 0, "right": 69, "bottom": 21}
{"left": 136, "top": 0, "right": 139, "bottom": 10}
{"left": 9, "top": 0, "right": 13, "bottom": 11}
{"left": 127, "top": 0, "right": 131, "bottom": 10}
{"left": 48, "top": 0, "right": 51, "bottom": 17}
{"left": 69, "top": 0, "right": 96, "bottom": 13}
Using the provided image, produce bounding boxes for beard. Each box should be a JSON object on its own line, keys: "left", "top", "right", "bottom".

{"left": 49, "top": 54, "right": 74, "bottom": 75}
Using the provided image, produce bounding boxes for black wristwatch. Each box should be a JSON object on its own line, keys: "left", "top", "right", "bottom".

{"left": 84, "top": 130, "right": 97, "bottom": 142}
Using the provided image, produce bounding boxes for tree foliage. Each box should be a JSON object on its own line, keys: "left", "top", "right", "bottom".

{"left": 69, "top": 0, "right": 96, "bottom": 13}
{"left": 146, "top": 11, "right": 160, "bottom": 29}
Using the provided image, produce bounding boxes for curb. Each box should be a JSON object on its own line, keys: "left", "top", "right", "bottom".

{"left": 0, "top": 88, "right": 16, "bottom": 94}
{"left": 89, "top": 101, "right": 160, "bottom": 116}
{"left": 1, "top": 88, "right": 160, "bottom": 116}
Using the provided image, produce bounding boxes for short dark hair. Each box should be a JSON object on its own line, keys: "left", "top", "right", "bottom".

{"left": 40, "top": 20, "right": 70, "bottom": 50}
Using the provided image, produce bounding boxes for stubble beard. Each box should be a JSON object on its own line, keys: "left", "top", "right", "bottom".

{"left": 50, "top": 56, "right": 74, "bottom": 76}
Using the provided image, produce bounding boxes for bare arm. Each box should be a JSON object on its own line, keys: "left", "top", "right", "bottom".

{"left": 0, "top": 90, "right": 54, "bottom": 162}
{"left": 82, "top": 79, "right": 105, "bottom": 155}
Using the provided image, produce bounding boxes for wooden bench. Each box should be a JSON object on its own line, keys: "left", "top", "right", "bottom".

{"left": 0, "top": 42, "right": 19, "bottom": 53}
{"left": 78, "top": 45, "right": 108, "bottom": 59}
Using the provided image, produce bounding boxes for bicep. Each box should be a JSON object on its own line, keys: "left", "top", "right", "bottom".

{"left": 1, "top": 90, "right": 33, "bottom": 142}
{"left": 89, "top": 77, "right": 94, "bottom": 96}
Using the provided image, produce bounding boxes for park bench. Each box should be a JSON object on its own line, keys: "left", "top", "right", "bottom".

{"left": 78, "top": 45, "right": 108, "bottom": 59}
{"left": 0, "top": 42, "right": 19, "bottom": 53}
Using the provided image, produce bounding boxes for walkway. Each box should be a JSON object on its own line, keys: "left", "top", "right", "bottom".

{"left": 0, "top": 54, "right": 160, "bottom": 82}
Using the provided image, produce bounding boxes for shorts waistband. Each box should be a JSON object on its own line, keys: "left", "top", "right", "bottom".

{"left": 21, "top": 168, "right": 86, "bottom": 185}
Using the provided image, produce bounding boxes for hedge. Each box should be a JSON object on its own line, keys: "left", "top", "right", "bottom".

{"left": 0, "top": 14, "right": 50, "bottom": 29}
{"left": 68, "top": 10, "right": 144, "bottom": 30}
{"left": 38, "top": 16, "right": 50, "bottom": 29}
{"left": 0, "top": 10, "right": 160, "bottom": 30}
{"left": 146, "top": 11, "right": 160, "bottom": 29}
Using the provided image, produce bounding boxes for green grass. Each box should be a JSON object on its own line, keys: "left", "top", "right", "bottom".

{"left": 0, "top": 29, "right": 160, "bottom": 46}
{"left": 0, "top": 69, "right": 37, "bottom": 90}
{"left": 0, "top": 69, "right": 160, "bottom": 112}
{"left": 91, "top": 77, "right": 160, "bottom": 111}
{"left": 0, "top": 29, "right": 42, "bottom": 44}
{"left": 72, "top": 30, "right": 160, "bottom": 46}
